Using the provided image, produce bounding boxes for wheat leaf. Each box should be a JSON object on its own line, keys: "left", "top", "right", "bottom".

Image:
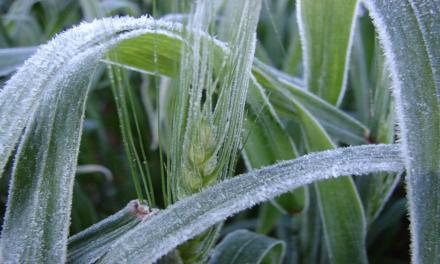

{"left": 363, "top": 0, "right": 440, "bottom": 262}
{"left": 0, "top": 17, "right": 180, "bottom": 177}
{"left": 67, "top": 200, "right": 155, "bottom": 264}
{"left": 0, "top": 17, "right": 184, "bottom": 263}
{"left": 252, "top": 60, "right": 369, "bottom": 145}
{"left": 297, "top": 0, "right": 359, "bottom": 105}
{"left": 99, "top": 144, "right": 403, "bottom": 263}
{"left": 288, "top": 96, "right": 368, "bottom": 263}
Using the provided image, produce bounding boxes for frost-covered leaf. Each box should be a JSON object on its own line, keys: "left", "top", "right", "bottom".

{"left": 0, "top": 50, "right": 98, "bottom": 263}
{"left": 209, "top": 229, "right": 285, "bottom": 264}
{"left": 68, "top": 200, "right": 155, "bottom": 264}
{"left": 351, "top": 39, "right": 399, "bottom": 223}
{"left": 297, "top": 0, "right": 359, "bottom": 105}
{"left": 100, "top": 144, "right": 403, "bottom": 263}
{"left": 289, "top": 97, "right": 368, "bottom": 263}
{"left": 243, "top": 79, "right": 298, "bottom": 170}
{"left": 252, "top": 60, "right": 369, "bottom": 145}
{"left": 0, "top": 17, "right": 181, "bottom": 177}
{"left": 364, "top": 1, "right": 440, "bottom": 262}
{"left": 244, "top": 79, "right": 305, "bottom": 235}
{"left": 0, "top": 17, "right": 186, "bottom": 263}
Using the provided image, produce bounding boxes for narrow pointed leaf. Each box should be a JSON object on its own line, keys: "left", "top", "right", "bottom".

{"left": 244, "top": 79, "right": 305, "bottom": 234}
{"left": 243, "top": 80, "right": 298, "bottom": 169}
{"left": 289, "top": 97, "right": 368, "bottom": 263}
{"left": 252, "top": 61, "right": 369, "bottom": 145}
{"left": 364, "top": 1, "right": 440, "bottom": 262}
{"left": 353, "top": 45, "right": 400, "bottom": 223}
{"left": 100, "top": 144, "right": 403, "bottom": 263}
{"left": 297, "top": 0, "right": 359, "bottom": 105}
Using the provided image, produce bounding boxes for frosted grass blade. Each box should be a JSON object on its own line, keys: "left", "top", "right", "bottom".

{"left": 0, "top": 17, "right": 181, "bottom": 177}
{"left": 297, "top": 0, "right": 359, "bottom": 105}
{"left": 244, "top": 79, "right": 305, "bottom": 233}
{"left": 354, "top": 46, "right": 399, "bottom": 224}
{"left": 289, "top": 97, "right": 368, "bottom": 263}
{"left": 364, "top": 1, "right": 440, "bottom": 262}
{"left": 0, "top": 54, "right": 99, "bottom": 263}
{"left": 68, "top": 200, "right": 155, "bottom": 264}
{"left": 243, "top": 79, "right": 298, "bottom": 170}
{"left": 0, "top": 17, "right": 189, "bottom": 263}
{"left": 209, "top": 229, "right": 285, "bottom": 264}
{"left": 252, "top": 60, "right": 369, "bottom": 145}
{"left": 100, "top": 144, "right": 403, "bottom": 263}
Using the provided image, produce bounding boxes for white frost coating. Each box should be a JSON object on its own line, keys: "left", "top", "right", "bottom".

{"left": 0, "top": 16, "right": 183, "bottom": 264}
{"left": 0, "top": 49, "right": 102, "bottom": 264}
{"left": 252, "top": 60, "right": 370, "bottom": 144}
{"left": 296, "top": 0, "right": 360, "bottom": 106}
{"left": 336, "top": 1, "right": 360, "bottom": 106}
{"left": 0, "top": 16, "right": 179, "bottom": 176}
{"left": 101, "top": 144, "right": 404, "bottom": 263}
{"left": 67, "top": 200, "right": 157, "bottom": 264}
{"left": 361, "top": 0, "right": 411, "bottom": 174}
{"left": 295, "top": 0, "right": 308, "bottom": 91}
{"left": 363, "top": 1, "right": 439, "bottom": 263}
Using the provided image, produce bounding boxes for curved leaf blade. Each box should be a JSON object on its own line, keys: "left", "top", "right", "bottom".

{"left": 100, "top": 144, "right": 403, "bottom": 263}
{"left": 252, "top": 61, "right": 369, "bottom": 145}
{"left": 107, "top": 33, "right": 370, "bottom": 146}
{"left": 0, "top": 17, "right": 180, "bottom": 177}
{"left": 0, "top": 52, "right": 100, "bottom": 263}
{"left": 68, "top": 200, "right": 154, "bottom": 264}
{"left": 0, "top": 17, "right": 185, "bottom": 263}
{"left": 209, "top": 229, "right": 285, "bottom": 264}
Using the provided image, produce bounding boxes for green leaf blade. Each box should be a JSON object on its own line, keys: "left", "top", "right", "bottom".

{"left": 297, "top": 0, "right": 359, "bottom": 105}
{"left": 364, "top": 1, "right": 440, "bottom": 262}
{"left": 0, "top": 17, "right": 187, "bottom": 263}
{"left": 100, "top": 144, "right": 403, "bottom": 263}
{"left": 252, "top": 61, "right": 370, "bottom": 145}
{"left": 0, "top": 52, "right": 99, "bottom": 263}
{"left": 68, "top": 200, "right": 153, "bottom": 264}
{"left": 290, "top": 98, "right": 368, "bottom": 263}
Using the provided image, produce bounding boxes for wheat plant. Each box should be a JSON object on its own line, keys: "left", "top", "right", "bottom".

{"left": 0, "top": 0, "right": 438, "bottom": 263}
